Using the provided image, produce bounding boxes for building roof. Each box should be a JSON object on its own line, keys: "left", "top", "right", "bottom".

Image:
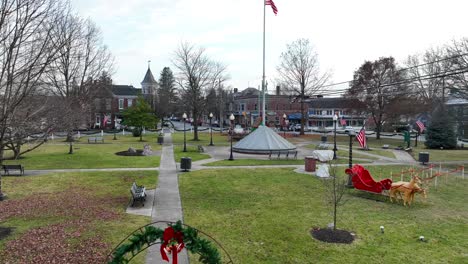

{"left": 446, "top": 96, "right": 468, "bottom": 106}
{"left": 307, "top": 97, "right": 362, "bottom": 109}
{"left": 111, "top": 85, "right": 140, "bottom": 96}
{"left": 233, "top": 125, "right": 296, "bottom": 154}
{"left": 141, "top": 68, "right": 157, "bottom": 84}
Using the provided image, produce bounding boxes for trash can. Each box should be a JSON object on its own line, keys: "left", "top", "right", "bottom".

{"left": 305, "top": 156, "right": 317, "bottom": 172}
{"left": 157, "top": 135, "right": 164, "bottom": 145}
{"left": 321, "top": 136, "right": 327, "bottom": 143}
{"left": 180, "top": 157, "right": 192, "bottom": 171}
{"left": 419, "top": 152, "right": 429, "bottom": 165}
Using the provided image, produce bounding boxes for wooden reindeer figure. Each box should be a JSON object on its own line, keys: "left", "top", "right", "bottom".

{"left": 389, "top": 176, "right": 422, "bottom": 206}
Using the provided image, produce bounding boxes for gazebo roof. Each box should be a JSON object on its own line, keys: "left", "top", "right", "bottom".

{"left": 233, "top": 126, "right": 296, "bottom": 154}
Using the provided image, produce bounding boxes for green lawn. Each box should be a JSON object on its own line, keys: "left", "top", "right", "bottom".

{"left": 179, "top": 166, "right": 467, "bottom": 263}
{"left": 171, "top": 131, "right": 231, "bottom": 146}
{"left": 173, "top": 145, "right": 211, "bottom": 162}
{"left": 2, "top": 135, "right": 161, "bottom": 169}
{"left": 0, "top": 170, "right": 158, "bottom": 263}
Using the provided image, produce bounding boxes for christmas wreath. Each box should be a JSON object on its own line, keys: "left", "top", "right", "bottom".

{"left": 108, "top": 221, "right": 221, "bottom": 264}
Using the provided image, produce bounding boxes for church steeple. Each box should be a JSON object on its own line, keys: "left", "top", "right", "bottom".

{"left": 141, "top": 60, "right": 157, "bottom": 95}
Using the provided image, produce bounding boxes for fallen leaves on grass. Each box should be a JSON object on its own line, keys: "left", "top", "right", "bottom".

{"left": 0, "top": 221, "right": 109, "bottom": 263}
{"left": 0, "top": 187, "right": 128, "bottom": 263}
{"left": 0, "top": 188, "right": 124, "bottom": 222}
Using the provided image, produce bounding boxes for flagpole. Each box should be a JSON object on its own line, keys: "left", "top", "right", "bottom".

{"left": 262, "top": 0, "right": 266, "bottom": 126}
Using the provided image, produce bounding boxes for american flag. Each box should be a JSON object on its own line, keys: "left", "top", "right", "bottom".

{"left": 356, "top": 127, "right": 367, "bottom": 148}
{"left": 102, "top": 115, "right": 109, "bottom": 128}
{"left": 265, "top": 0, "right": 278, "bottom": 15}
{"left": 340, "top": 118, "right": 347, "bottom": 126}
{"left": 416, "top": 120, "right": 425, "bottom": 133}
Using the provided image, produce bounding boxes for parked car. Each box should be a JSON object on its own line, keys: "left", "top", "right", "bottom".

{"left": 290, "top": 124, "right": 311, "bottom": 132}
{"left": 344, "top": 126, "right": 355, "bottom": 133}
{"left": 233, "top": 125, "right": 245, "bottom": 134}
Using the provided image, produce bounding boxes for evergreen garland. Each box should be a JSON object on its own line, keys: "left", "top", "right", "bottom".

{"left": 109, "top": 221, "right": 222, "bottom": 264}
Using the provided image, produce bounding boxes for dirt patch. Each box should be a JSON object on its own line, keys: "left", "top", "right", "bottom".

{"left": 115, "top": 150, "right": 144, "bottom": 156}
{"left": 311, "top": 228, "right": 355, "bottom": 244}
{"left": 0, "top": 227, "right": 14, "bottom": 241}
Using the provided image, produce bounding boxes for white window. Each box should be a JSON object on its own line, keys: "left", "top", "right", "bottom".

{"left": 128, "top": 99, "right": 133, "bottom": 107}
{"left": 118, "top": 99, "right": 124, "bottom": 110}
{"left": 95, "top": 114, "right": 101, "bottom": 125}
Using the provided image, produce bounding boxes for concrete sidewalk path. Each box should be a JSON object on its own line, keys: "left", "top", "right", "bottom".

{"left": 146, "top": 132, "right": 188, "bottom": 264}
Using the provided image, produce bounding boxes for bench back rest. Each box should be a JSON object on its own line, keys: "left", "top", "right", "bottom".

{"left": 3, "top": 165, "right": 22, "bottom": 169}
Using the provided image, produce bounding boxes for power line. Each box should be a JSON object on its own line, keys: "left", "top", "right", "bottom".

{"left": 318, "top": 52, "right": 468, "bottom": 90}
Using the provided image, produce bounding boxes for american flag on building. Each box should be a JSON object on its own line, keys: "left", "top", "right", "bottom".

{"left": 416, "top": 120, "right": 425, "bottom": 133}
{"left": 340, "top": 118, "right": 347, "bottom": 126}
{"left": 356, "top": 127, "right": 367, "bottom": 148}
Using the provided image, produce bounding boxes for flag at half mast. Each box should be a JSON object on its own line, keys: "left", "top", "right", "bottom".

{"left": 265, "top": 0, "right": 278, "bottom": 15}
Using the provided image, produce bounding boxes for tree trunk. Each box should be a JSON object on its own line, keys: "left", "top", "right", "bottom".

{"left": 333, "top": 174, "right": 337, "bottom": 231}
{"left": 66, "top": 131, "right": 74, "bottom": 142}
{"left": 300, "top": 95, "right": 305, "bottom": 135}
{"left": 140, "top": 127, "right": 143, "bottom": 142}
{"left": 13, "top": 143, "right": 21, "bottom": 160}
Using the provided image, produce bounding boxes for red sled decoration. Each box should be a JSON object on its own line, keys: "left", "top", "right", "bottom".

{"left": 345, "top": 164, "right": 392, "bottom": 193}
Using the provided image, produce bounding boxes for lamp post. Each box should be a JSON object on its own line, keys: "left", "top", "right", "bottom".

{"left": 182, "top": 112, "right": 187, "bottom": 152}
{"left": 283, "top": 113, "right": 287, "bottom": 138}
{"left": 333, "top": 114, "right": 338, "bottom": 160}
{"left": 347, "top": 129, "right": 355, "bottom": 187}
{"left": 209, "top": 112, "right": 214, "bottom": 146}
{"left": 229, "top": 113, "right": 235, "bottom": 160}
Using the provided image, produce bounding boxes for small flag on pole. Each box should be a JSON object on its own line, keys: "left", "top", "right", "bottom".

{"left": 265, "top": 0, "right": 278, "bottom": 15}
{"left": 416, "top": 120, "right": 425, "bottom": 133}
{"left": 356, "top": 127, "right": 367, "bottom": 148}
{"left": 340, "top": 118, "right": 347, "bottom": 126}
{"left": 103, "top": 115, "right": 109, "bottom": 128}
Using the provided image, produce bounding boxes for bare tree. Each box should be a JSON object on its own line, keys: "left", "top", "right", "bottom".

{"left": 322, "top": 164, "right": 348, "bottom": 231}
{"left": 277, "top": 38, "right": 329, "bottom": 135}
{"left": 446, "top": 38, "right": 468, "bottom": 98}
{"left": 405, "top": 47, "right": 451, "bottom": 109}
{"left": 46, "top": 12, "right": 114, "bottom": 143}
{"left": 0, "top": 0, "right": 66, "bottom": 199}
{"left": 348, "top": 57, "right": 407, "bottom": 139}
{"left": 172, "top": 42, "right": 228, "bottom": 140}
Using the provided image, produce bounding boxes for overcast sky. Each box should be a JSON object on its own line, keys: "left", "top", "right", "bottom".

{"left": 71, "top": 0, "right": 468, "bottom": 92}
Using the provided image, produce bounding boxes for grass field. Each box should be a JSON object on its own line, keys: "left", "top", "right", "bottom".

{"left": 2, "top": 135, "right": 161, "bottom": 169}
{"left": 171, "top": 131, "right": 231, "bottom": 146}
{"left": 179, "top": 166, "right": 468, "bottom": 263}
{"left": 0, "top": 170, "right": 157, "bottom": 263}
{"left": 173, "top": 145, "right": 211, "bottom": 162}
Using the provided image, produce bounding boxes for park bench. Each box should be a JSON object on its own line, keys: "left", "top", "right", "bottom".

{"left": 88, "top": 137, "right": 104, "bottom": 143}
{"left": 268, "top": 150, "right": 298, "bottom": 160}
{"left": 197, "top": 145, "right": 205, "bottom": 153}
{"left": 130, "top": 182, "right": 146, "bottom": 207}
{"left": 1, "top": 164, "right": 24, "bottom": 176}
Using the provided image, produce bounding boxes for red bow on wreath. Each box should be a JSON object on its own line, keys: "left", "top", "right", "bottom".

{"left": 160, "top": 226, "right": 185, "bottom": 264}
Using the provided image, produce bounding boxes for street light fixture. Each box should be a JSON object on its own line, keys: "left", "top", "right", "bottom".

{"left": 209, "top": 112, "right": 214, "bottom": 146}
{"left": 347, "top": 129, "right": 355, "bottom": 187}
{"left": 229, "top": 113, "right": 235, "bottom": 161}
{"left": 333, "top": 114, "right": 338, "bottom": 160}
{"left": 283, "top": 113, "right": 287, "bottom": 138}
{"left": 182, "top": 112, "right": 187, "bottom": 152}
